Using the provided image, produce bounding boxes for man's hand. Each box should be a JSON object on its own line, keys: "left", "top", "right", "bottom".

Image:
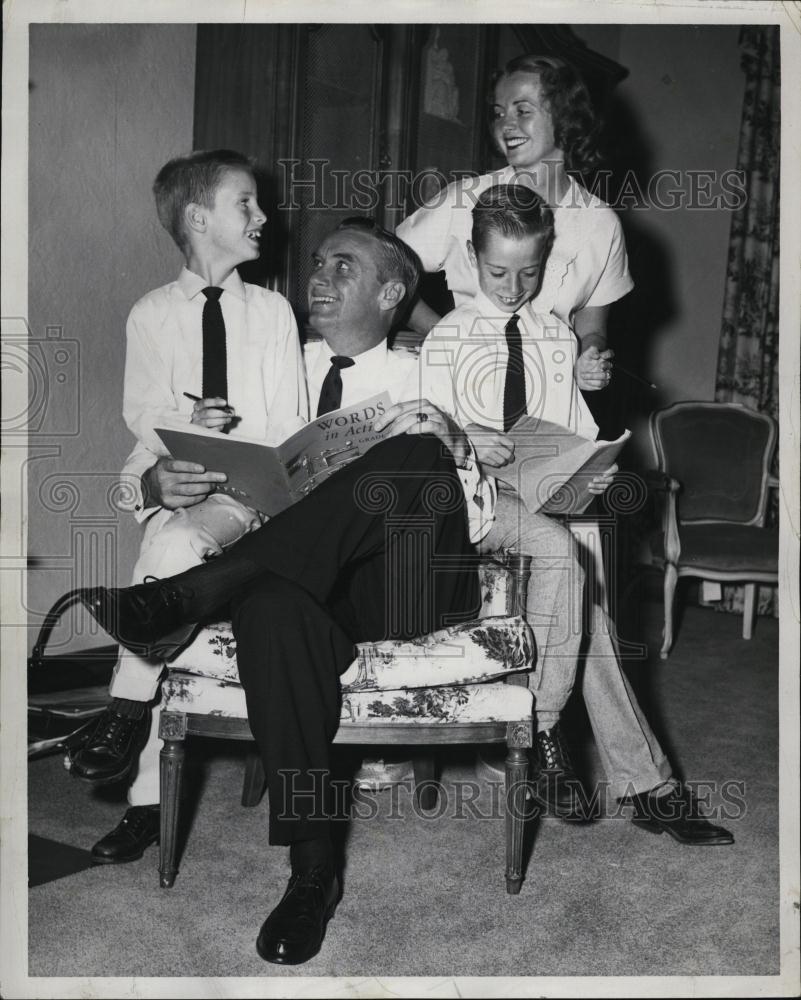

{"left": 142, "top": 457, "right": 227, "bottom": 510}
{"left": 587, "top": 463, "right": 618, "bottom": 495}
{"left": 190, "top": 396, "right": 236, "bottom": 431}
{"left": 465, "top": 422, "right": 515, "bottom": 469}
{"left": 575, "top": 346, "right": 614, "bottom": 391}
{"left": 374, "top": 399, "right": 470, "bottom": 468}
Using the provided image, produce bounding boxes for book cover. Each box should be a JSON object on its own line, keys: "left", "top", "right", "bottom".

{"left": 155, "top": 392, "right": 393, "bottom": 516}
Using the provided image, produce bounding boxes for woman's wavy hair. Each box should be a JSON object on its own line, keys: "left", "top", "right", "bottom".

{"left": 489, "top": 55, "right": 602, "bottom": 175}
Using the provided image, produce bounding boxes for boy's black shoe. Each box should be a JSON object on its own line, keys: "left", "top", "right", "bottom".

{"left": 628, "top": 784, "right": 734, "bottom": 845}
{"left": 530, "top": 723, "right": 590, "bottom": 821}
{"left": 69, "top": 705, "right": 150, "bottom": 784}
{"left": 256, "top": 865, "right": 340, "bottom": 965}
{"left": 79, "top": 579, "right": 191, "bottom": 660}
{"left": 91, "top": 805, "right": 160, "bottom": 864}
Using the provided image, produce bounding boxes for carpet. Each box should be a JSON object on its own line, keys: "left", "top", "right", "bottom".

{"left": 25, "top": 603, "right": 781, "bottom": 979}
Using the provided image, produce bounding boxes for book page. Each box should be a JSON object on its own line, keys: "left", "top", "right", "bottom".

{"left": 490, "top": 418, "right": 630, "bottom": 514}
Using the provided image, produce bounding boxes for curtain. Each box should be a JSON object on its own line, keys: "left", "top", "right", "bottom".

{"left": 714, "top": 25, "right": 780, "bottom": 616}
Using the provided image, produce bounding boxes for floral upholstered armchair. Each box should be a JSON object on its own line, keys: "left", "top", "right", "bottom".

{"left": 156, "top": 552, "right": 537, "bottom": 894}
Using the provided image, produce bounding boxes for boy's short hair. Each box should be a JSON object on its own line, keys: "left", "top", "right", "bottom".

{"left": 336, "top": 217, "right": 421, "bottom": 305}
{"left": 153, "top": 149, "right": 254, "bottom": 253}
{"left": 471, "top": 184, "right": 556, "bottom": 256}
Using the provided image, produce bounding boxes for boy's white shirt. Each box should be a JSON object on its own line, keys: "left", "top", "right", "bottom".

{"left": 419, "top": 288, "right": 598, "bottom": 438}
{"left": 417, "top": 289, "right": 600, "bottom": 541}
{"left": 120, "top": 266, "right": 308, "bottom": 523}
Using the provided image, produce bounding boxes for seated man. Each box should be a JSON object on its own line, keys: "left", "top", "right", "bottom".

{"left": 71, "top": 220, "right": 484, "bottom": 965}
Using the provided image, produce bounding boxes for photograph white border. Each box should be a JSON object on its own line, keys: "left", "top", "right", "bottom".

{"left": 2, "top": 1, "right": 799, "bottom": 997}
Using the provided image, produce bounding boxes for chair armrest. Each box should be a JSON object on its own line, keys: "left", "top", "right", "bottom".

{"left": 644, "top": 469, "right": 681, "bottom": 493}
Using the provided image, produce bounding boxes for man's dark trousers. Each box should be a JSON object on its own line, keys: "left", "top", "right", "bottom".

{"left": 223, "top": 436, "right": 480, "bottom": 845}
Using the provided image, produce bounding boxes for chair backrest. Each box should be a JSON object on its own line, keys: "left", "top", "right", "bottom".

{"left": 649, "top": 401, "right": 777, "bottom": 525}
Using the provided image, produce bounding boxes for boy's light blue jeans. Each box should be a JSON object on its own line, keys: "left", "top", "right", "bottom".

{"left": 477, "top": 487, "right": 672, "bottom": 798}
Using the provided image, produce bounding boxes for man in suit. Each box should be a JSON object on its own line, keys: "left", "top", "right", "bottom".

{"left": 76, "top": 218, "right": 485, "bottom": 965}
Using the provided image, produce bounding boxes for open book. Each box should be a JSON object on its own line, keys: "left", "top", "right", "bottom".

{"left": 155, "top": 393, "right": 392, "bottom": 516}
{"left": 490, "top": 416, "right": 631, "bottom": 515}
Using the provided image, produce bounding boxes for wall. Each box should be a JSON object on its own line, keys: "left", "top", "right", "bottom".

{"left": 614, "top": 25, "right": 744, "bottom": 400}
{"left": 579, "top": 25, "right": 745, "bottom": 456}
{"left": 27, "top": 24, "right": 196, "bottom": 651}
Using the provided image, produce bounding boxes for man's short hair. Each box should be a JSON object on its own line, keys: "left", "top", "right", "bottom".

{"left": 471, "top": 184, "right": 555, "bottom": 256}
{"left": 336, "top": 217, "right": 421, "bottom": 306}
{"left": 153, "top": 149, "right": 254, "bottom": 252}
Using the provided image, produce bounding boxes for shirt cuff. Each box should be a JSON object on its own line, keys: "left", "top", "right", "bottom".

{"left": 118, "top": 466, "right": 161, "bottom": 523}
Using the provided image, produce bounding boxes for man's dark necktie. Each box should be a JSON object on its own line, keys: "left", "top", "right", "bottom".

{"left": 317, "top": 356, "right": 355, "bottom": 416}
{"left": 201, "top": 286, "right": 227, "bottom": 400}
{"left": 503, "top": 313, "right": 526, "bottom": 432}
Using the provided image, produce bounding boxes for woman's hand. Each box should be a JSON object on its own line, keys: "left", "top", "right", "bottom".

{"left": 575, "top": 346, "right": 614, "bottom": 391}
{"left": 465, "top": 422, "right": 515, "bottom": 469}
{"left": 588, "top": 463, "right": 617, "bottom": 495}
{"left": 374, "top": 399, "right": 469, "bottom": 467}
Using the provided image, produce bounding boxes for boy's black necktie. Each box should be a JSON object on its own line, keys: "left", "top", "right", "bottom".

{"left": 201, "top": 287, "right": 227, "bottom": 400}
{"left": 317, "top": 356, "right": 355, "bottom": 416}
{"left": 503, "top": 313, "right": 526, "bottom": 432}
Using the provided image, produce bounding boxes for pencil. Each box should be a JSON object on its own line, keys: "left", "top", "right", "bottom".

{"left": 613, "top": 365, "right": 658, "bottom": 390}
{"left": 183, "top": 392, "right": 234, "bottom": 411}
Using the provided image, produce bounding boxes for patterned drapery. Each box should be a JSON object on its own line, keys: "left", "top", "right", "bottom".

{"left": 715, "top": 25, "right": 780, "bottom": 615}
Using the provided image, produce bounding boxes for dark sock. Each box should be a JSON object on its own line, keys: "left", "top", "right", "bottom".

{"left": 109, "top": 697, "right": 146, "bottom": 720}
{"left": 290, "top": 836, "right": 334, "bottom": 874}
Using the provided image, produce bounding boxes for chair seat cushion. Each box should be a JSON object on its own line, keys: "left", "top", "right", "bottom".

{"left": 161, "top": 673, "right": 533, "bottom": 725}
{"left": 169, "top": 615, "right": 534, "bottom": 691}
{"left": 650, "top": 524, "right": 779, "bottom": 575}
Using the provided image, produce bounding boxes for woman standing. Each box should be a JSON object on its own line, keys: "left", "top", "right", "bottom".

{"left": 397, "top": 54, "right": 631, "bottom": 391}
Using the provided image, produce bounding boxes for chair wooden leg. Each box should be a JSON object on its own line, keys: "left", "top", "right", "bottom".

{"left": 158, "top": 712, "right": 187, "bottom": 889}
{"left": 504, "top": 744, "right": 529, "bottom": 895}
{"left": 660, "top": 564, "right": 678, "bottom": 659}
{"left": 412, "top": 753, "right": 438, "bottom": 811}
{"left": 743, "top": 583, "right": 757, "bottom": 640}
{"left": 241, "top": 750, "right": 267, "bottom": 807}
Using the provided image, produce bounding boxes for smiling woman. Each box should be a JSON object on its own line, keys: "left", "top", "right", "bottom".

{"left": 396, "top": 54, "right": 633, "bottom": 374}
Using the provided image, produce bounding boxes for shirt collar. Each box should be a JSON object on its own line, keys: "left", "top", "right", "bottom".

{"left": 321, "top": 337, "right": 389, "bottom": 369}
{"left": 470, "top": 288, "right": 520, "bottom": 333}
{"left": 177, "top": 266, "right": 246, "bottom": 302}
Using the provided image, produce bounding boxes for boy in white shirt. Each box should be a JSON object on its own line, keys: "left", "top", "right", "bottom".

{"left": 70, "top": 150, "right": 307, "bottom": 860}
{"left": 394, "top": 184, "right": 732, "bottom": 844}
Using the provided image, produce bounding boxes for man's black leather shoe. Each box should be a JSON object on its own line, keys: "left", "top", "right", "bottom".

{"left": 628, "top": 784, "right": 734, "bottom": 845}
{"left": 256, "top": 866, "right": 340, "bottom": 965}
{"left": 79, "top": 579, "right": 192, "bottom": 659}
{"left": 69, "top": 706, "right": 150, "bottom": 785}
{"left": 530, "top": 723, "right": 591, "bottom": 821}
{"left": 91, "top": 805, "right": 160, "bottom": 864}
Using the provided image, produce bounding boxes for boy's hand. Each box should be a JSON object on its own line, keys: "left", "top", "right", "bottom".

{"left": 575, "top": 346, "right": 614, "bottom": 391}
{"left": 142, "top": 457, "right": 227, "bottom": 510}
{"left": 465, "top": 422, "right": 515, "bottom": 469}
{"left": 190, "top": 396, "right": 236, "bottom": 431}
{"left": 588, "top": 463, "right": 618, "bottom": 495}
{"left": 375, "top": 399, "right": 470, "bottom": 468}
